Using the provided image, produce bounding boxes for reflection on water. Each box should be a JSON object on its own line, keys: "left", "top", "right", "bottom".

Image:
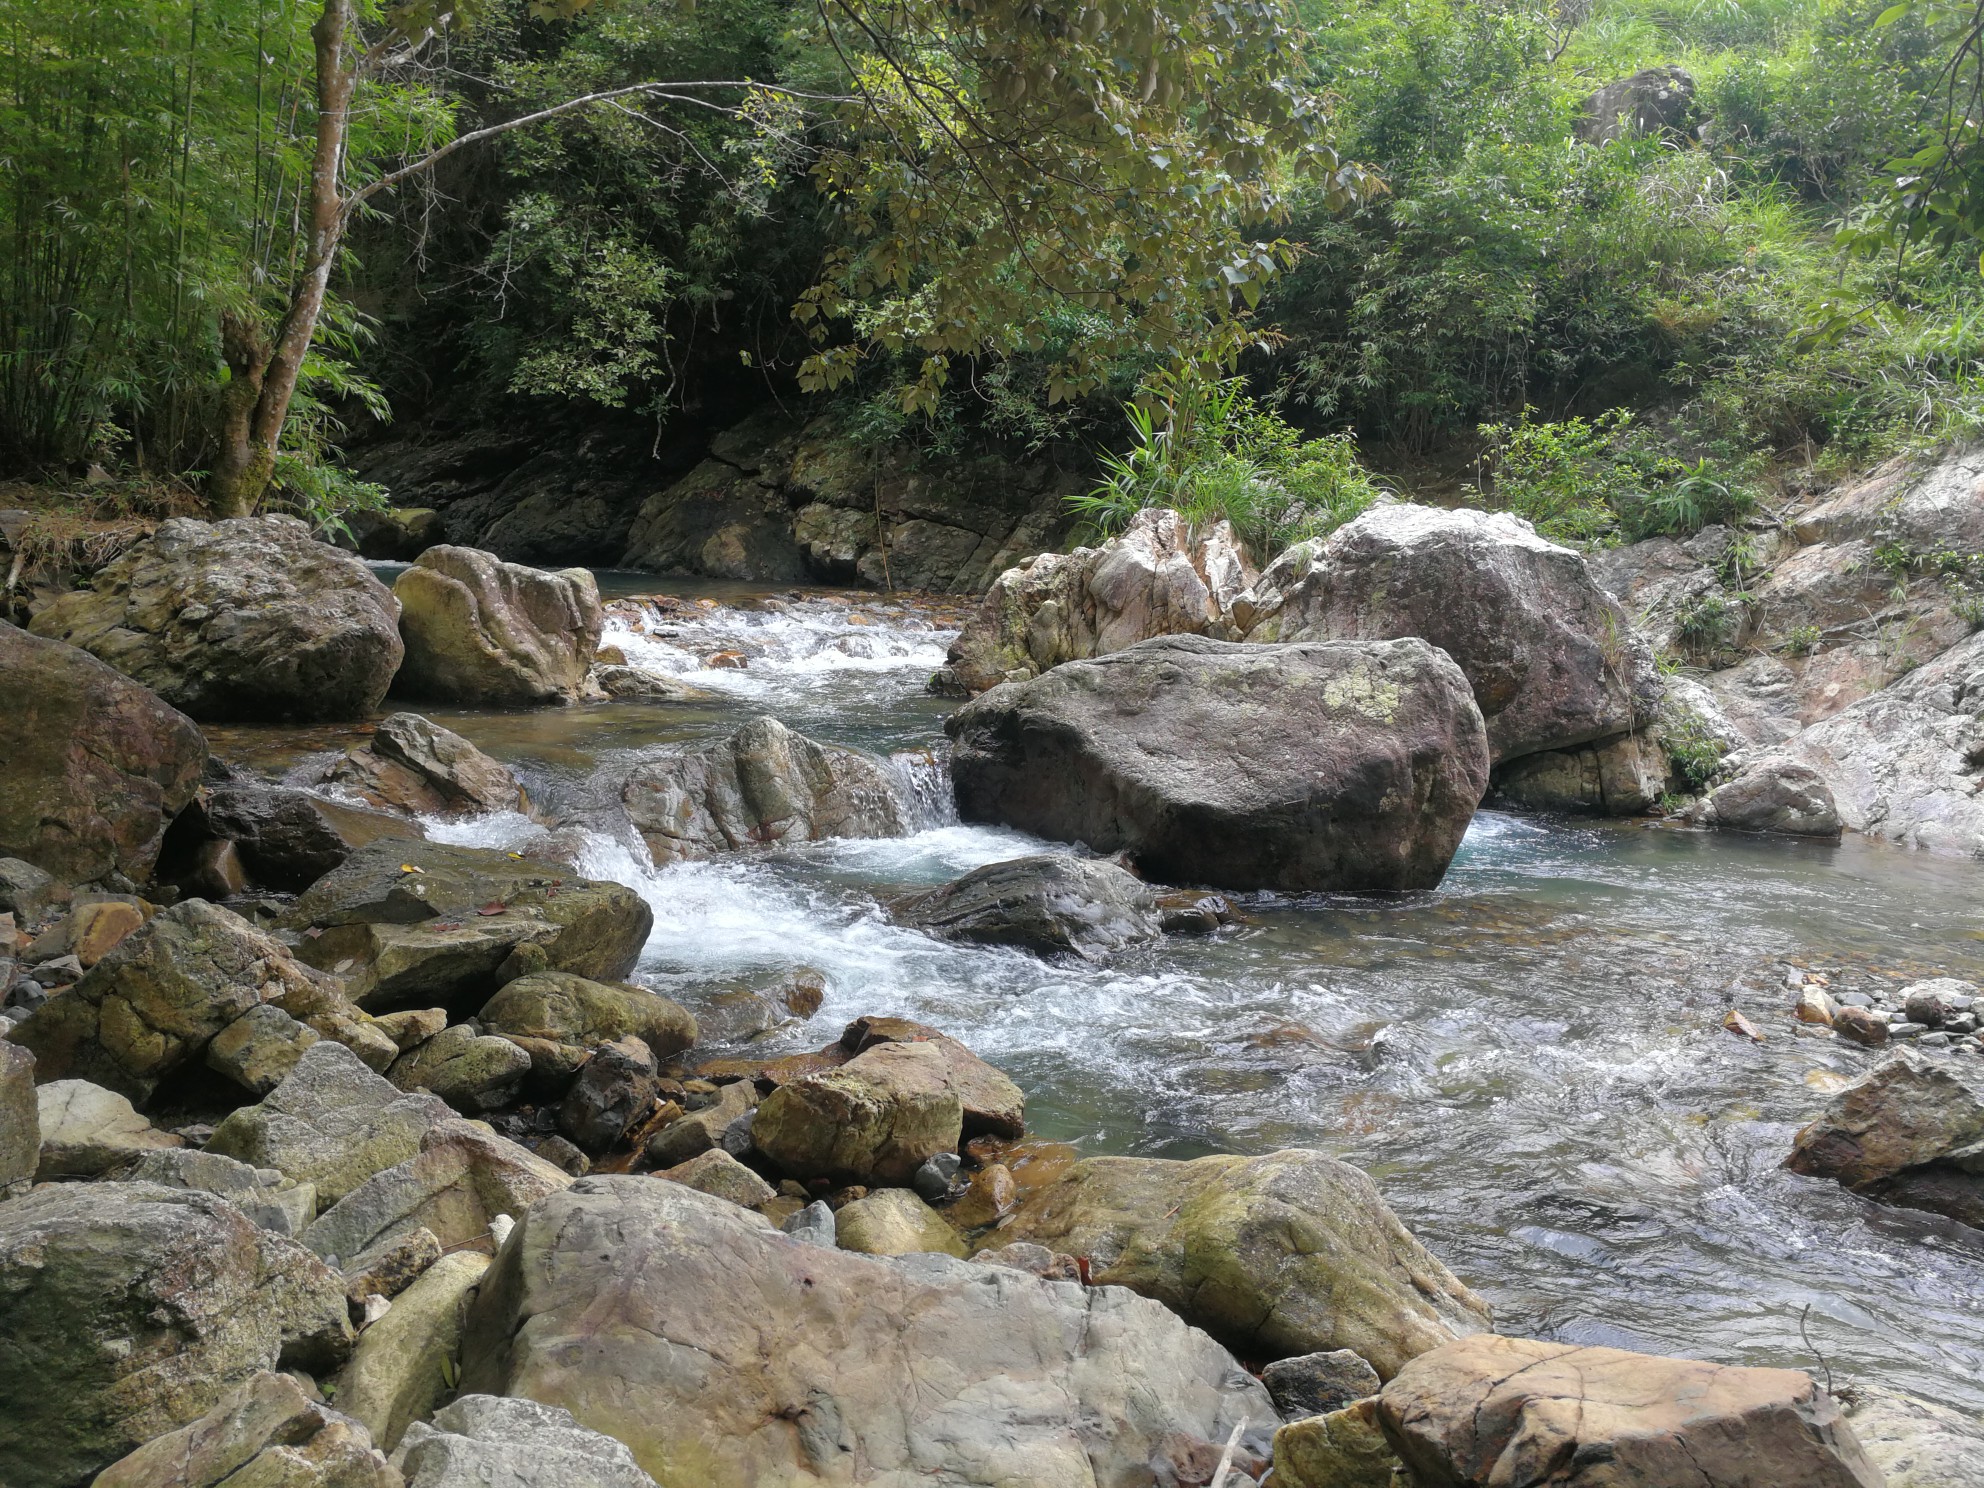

{"left": 247, "top": 573, "right": 1984, "bottom": 1410}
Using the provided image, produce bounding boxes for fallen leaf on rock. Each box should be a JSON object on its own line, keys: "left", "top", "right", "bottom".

{"left": 1722, "top": 1010, "right": 1765, "bottom": 1042}
{"left": 476, "top": 902, "right": 507, "bottom": 916}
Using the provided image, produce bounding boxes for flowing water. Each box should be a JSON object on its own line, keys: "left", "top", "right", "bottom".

{"left": 248, "top": 573, "right": 1984, "bottom": 1411}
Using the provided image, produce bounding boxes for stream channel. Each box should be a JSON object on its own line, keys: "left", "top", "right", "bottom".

{"left": 220, "top": 571, "right": 1984, "bottom": 1412}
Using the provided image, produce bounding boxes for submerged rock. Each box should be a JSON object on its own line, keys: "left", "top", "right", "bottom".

{"left": 0, "top": 1183, "right": 353, "bottom": 1488}
{"left": 0, "top": 622, "right": 206, "bottom": 884}
{"left": 620, "top": 715, "right": 909, "bottom": 865}
{"left": 457, "top": 1177, "right": 1272, "bottom": 1487}
{"left": 1377, "top": 1334, "right": 1881, "bottom": 1487}
{"left": 893, "top": 853, "right": 1163, "bottom": 960}
{"left": 393, "top": 545, "right": 603, "bottom": 706}
{"left": 947, "top": 634, "right": 1489, "bottom": 892}
{"left": 1239, "top": 504, "right": 1661, "bottom": 767}
{"left": 992, "top": 1149, "right": 1491, "bottom": 1376}
{"left": 28, "top": 515, "right": 402, "bottom": 722}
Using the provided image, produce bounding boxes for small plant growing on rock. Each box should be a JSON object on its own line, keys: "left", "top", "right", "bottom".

{"left": 1783, "top": 624, "right": 1824, "bottom": 656}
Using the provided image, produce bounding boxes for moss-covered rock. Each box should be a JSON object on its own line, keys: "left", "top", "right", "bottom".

{"left": 479, "top": 971, "right": 696, "bottom": 1081}
{"left": 834, "top": 1187, "right": 967, "bottom": 1258}
{"left": 750, "top": 1040, "right": 963, "bottom": 1185}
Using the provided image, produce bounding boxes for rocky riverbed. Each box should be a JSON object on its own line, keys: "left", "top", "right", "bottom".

{"left": 2, "top": 506, "right": 1982, "bottom": 1486}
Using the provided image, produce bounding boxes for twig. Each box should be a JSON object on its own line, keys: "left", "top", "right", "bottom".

{"left": 1799, "top": 1303, "right": 1834, "bottom": 1396}
{"left": 1207, "top": 1413, "right": 1249, "bottom": 1488}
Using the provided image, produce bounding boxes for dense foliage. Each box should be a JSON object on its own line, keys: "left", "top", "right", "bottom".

{"left": 8, "top": 0, "right": 1984, "bottom": 545}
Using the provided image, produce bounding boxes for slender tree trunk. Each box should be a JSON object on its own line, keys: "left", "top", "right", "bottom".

{"left": 208, "top": 0, "right": 353, "bottom": 517}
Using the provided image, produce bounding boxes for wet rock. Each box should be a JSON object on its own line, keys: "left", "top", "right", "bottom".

{"left": 0, "top": 1182, "right": 352, "bottom": 1488}
{"left": 1780, "top": 627, "right": 1984, "bottom": 857}
{"left": 1492, "top": 730, "right": 1666, "bottom": 816}
{"left": 838, "top": 1015, "right": 1026, "bottom": 1137}
{"left": 1786, "top": 1049, "right": 1984, "bottom": 1225}
{"left": 657, "top": 1148, "right": 777, "bottom": 1209}
{"left": 1834, "top": 1005, "right": 1891, "bottom": 1048}
{"left": 1274, "top": 1398, "right": 1400, "bottom": 1488}
{"left": 480, "top": 971, "right": 696, "bottom": 1082}
{"left": 894, "top": 853, "right": 1163, "bottom": 961}
{"left": 302, "top": 1118, "right": 570, "bottom": 1263}
{"left": 1796, "top": 985, "right": 1838, "bottom": 1025}
{"left": 288, "top": 839, "right": 652, "bottom": 1006}
{"left": 620, "top": 715, "right": 908, "bottom": 866}
{"left": 1697, "top": 753, "right": 1843, "bottom": 837}
{"left": 1263, "top": 1348, "right": 1384, "bottom": 1420}
{"left": 937, "top": 508, "right": 1257, "bottom": 694}
{"left": 320, "top": 712, "right": 525, "bottom": 817}
{"left": 994, "top": 1149, "right": 1491, "bottom": 1376}
{"left": 0, "top": 622, "right": 206, "bottom": 883}
{"left": 1155, "top": 887, "right": 1237, "bottom": 934}
{"left": 387, "top": 1022, "right": 533, "bottom": 1112}
{"left": 1577, "top": 65, "right": 1698, "bottom": 144}
{"left": 1377, "top": 1333, "right": 1881, "bottom": 1487}
{"left": 1239, "top": 504, "right": 1661, "bottom": 766}
{"left": 393, "top": 546, "right": 603, "bottom": 706}
{"left": 91, "top": 1369, "right": 397, "bottom": 1488}
{"left": 592, "top": 661, "right": 711, "bottom": 701}
{"left": 943, "top": 1160, "right": 1018, "bottom": 1228}
{"left": 457, "top": 1176, "right": 1271, "bottom": 1484}
{"left": 912, "top": 1150, "right": 963, "bottom": 1201}
{"left": 644, "top": 1077, "right": 756, "bottom": 1168}
{"left": 1901, "top": 976, "right": 1977, "bottom": 1027}
{"left": 0, "top": 1042, "right": 34, "bottom": 1196}
{"left": 948, "top": 633, "right": 1489, "bottom": 892}
{"left": 835, "top": 1186, "right": 968, "bottom": 1257}
{"left": 206, "top": 1041, "right": 454, "bottom": 1207}
{"left": 337, "top": 1249, "right": 491, "bottom": 1452}
{"left": 0, "top": 857, "right": 57, "bottom": 921}
{"left": 752, "top": 1039, "right": 964, "bottom": 1185}
{"left": 33, "top": 1078, "right": 182, "bottom": 1177}
{"left": 11, "top": 897, "right": 369, "bottom": 1101}
{"left": 109, "top": 1147, "right": 316, "bottom": 1234}
{"left": 28, "top": 515, "right": 402, "bottom": 722}
{"left": 164, "top": 779, "right": 421, "bottom": 895}
{"left": 396, "top": 1393, "right": 659, "bottom": 1488}
{"left": 557, "top": 1034, "right": 657, "bottom": 1150}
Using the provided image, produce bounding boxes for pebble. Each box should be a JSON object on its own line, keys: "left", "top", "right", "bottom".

{"left": 1889, "top": 1022, "right": 1927, "bottom": 1040}
{"left": 912, "top": 1152, "right": 964, "bottom": 1201}
{"left": 1920, "top": 1032, "right": 1952, "bottom": 1048}
{"left": 780, "top": 1200, "right": 836, "bottom": 1248}
{"left": 1834, "top": 992, "right": 1875, "bottom": 1008}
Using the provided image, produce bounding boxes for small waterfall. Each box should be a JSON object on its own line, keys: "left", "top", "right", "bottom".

{"left": 888, "top": 746, "right": 958, "bottom": 831}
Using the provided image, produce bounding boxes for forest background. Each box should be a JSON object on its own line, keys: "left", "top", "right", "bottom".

{"left": 5, "top": 0, "right": 1984, "bottom": 560}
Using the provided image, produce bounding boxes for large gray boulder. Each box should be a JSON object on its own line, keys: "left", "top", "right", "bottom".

{"left": 1377, "top": 1334, "right": 1880, "bottom": 1487}
{"left": 1238, "top": 504, "right": 1661, "bottom": 768}
{"left": 620, "top": 715, "right": 909, "bottom": 866}
{"left": 1780, "top": 627, "right": 1984, "bottom": 857}
{"left": 894, "top": 854, "right": 1163, "bottom": 960}
{"left": 287, "top": 839, "right": 653, "bottom": 1007}
{"left": 0, "top": 1183, "right": 352, "bottom": 1488}
{"left": 397, "top": 1394, "right": 658, "bottom": 1488}
{"left": 393, "top": 546, "right": 602, "bottom": 706}
{"left": 0, "top": 622, "right": 206, "bottom": 883}
{"left": 1695, "top": 754, "right": 1842, "bottom": 837}
{"left": 947, "top": 634, "right": 1489, "bottom": 892}
{"left": 991, "top": 1149, "right": 1490, "bottom": 1378}
{"left": 458, "top": 1177, "right": 1273, "bottom": 1487}
{"left": 1575, "top": 65, "right": 1698, "bottom": 145}
{"left": 28, "top": 515, "right": 402, "bottom": 722}
{"left": 937, "top": 508, "right": 1257, "bottom": 694}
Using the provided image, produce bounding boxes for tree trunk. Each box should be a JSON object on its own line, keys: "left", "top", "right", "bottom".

{"left": 207, "top": 0, "right": 355, "bottom": 518}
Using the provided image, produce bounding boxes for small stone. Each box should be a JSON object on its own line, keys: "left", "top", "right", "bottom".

{"left": 528, "top": 1135, "right": 591, "bottom": 1175}
{"left": 1947, "top": 1014, "right": 1979, "bottom": 1036}
{"left": 780, "top": 1199, "right": 836, "bottom": 1248}
{"left": 945, "top": 1163, "right": 1018, "bottom": 1229}
{"left": 30, "top": 954, "right": 82, "bottom": 987}
{"left": 1794, "top": 987, "right": 1836, "bottom": 1026}
{"left": 1262, "top": 1349, "right": 1383, "bottom": 1420}
{"left": 1833, "top": 1006, "right": 1890, "bottom": 1048}
{"left": 834, "top": 1187, "right": 967, "bottom": 1257}
{"left": 1921, "top": 1032, "right": 1953, "bottom": 1048}
{"left": 779, "top": 968, "right": 826, "bottom": 1017}
{"left": 1903, "top": 978, "right": 1980, "bottom": 1029}
{"left": 1835, "top": 991, "right": 1875, "bottom": 1008}
{"left": 558, "top": 1035, "right": 659, "bottom": 1153}
{"left": 1890, "top": 1022, "right": 1927, "bottom": 1040}
{"left": 912, "top": 1151, "right": 963, "bottom": 1201}
{"left": 36, "top": 1079, "right": 182, "bottom": 1178}
{"left": 371, "top": 1006, "right": 447, "bottom": 1052}
{"left": 0, "top": 858, "right": 57, "bottom": 921}
{"left": 1722, "top": 1009, "right": 1764, "bottom": 1042}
